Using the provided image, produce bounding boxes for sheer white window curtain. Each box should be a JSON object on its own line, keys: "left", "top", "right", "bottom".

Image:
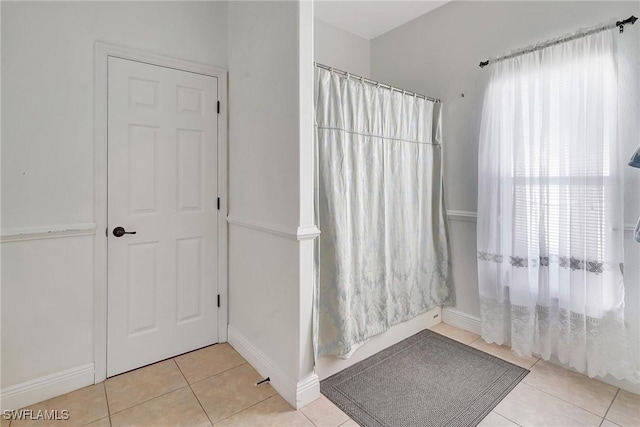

{"left": 477, "top": 27, "right": 638, "bottom": 381}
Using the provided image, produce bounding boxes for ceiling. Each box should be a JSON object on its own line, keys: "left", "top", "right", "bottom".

{"left": 314, "top": 1, "right": 450, "bottom": 40}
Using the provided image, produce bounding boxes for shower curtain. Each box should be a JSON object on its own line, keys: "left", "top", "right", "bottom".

{"left": 315, "top": 67, "right": 454, "bottom": 358}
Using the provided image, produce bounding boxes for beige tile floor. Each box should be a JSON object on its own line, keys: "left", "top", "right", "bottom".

{"left": 4, "top": 324, "right": 639, "bottom": 427}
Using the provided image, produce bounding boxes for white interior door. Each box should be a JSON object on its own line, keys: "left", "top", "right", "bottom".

{"left": 107, "top": 57, "right": 218, "bottom": 376}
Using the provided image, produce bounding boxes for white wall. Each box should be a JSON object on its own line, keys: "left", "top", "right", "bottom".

{"left": 1, "top": 0, "right": 228, "bottom": 409}
{"left": 314, "top": 19, "right": 371, "bottom": 77}
{"left": 227, "top": 1, "right": 318, "bottom": 409}
{"left": 371, "top": 1, "right": 640, "bottom": 392}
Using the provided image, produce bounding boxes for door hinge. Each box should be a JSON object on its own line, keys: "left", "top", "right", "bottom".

{"left": 217, "top": 197, "right": 220, "bottom": 210}
{"left": 217, "top": 294, "right": 221, "bottom": 308}
{"left": 217, "top": 100, "right": 220, "bottom": 114}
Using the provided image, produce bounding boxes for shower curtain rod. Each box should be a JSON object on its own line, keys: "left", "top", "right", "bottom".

{"left": 479, "top": 15, "right": 638, "bottom": 68}
{"left": 314, "top": 62, "right": 441, "bottom": 103}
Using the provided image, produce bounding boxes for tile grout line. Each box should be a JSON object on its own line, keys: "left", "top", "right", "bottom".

{"left": 173, "top": 357, "right": 215, "bottom": 427}
{"left": 103, "top": 382, "right": 114, "bottom": 427}
{"left": 473, "top": 336, "right": 621, "bottom": 423}
{"left": 523, "top": 358, "right": 620, "bottom": 402}
{"left": 174, "top": 347, "right": 283, "bottom": 425}
{"left": 528, "top": 357, "right": 542, "bottom": 370}
{"left": 106, "top": 359, "right": 191, "bottom": 416}
{"left": 186, "top": 361, "right": 248, "bottom": 388}
{"left": 107, "top": 384, "right": 191, "bottom": 416}
{"left": 303, "top": 395, "right": 353, "bottom": 427}
{"left": 455, "top": 326, "right": 609, "bottom": 422}
{"left": 212, "top": 394, "right": 279, "bottom": 425}
{"left": 185, "top": 384, "right": 214, "bottom": 427}
{"left": 520, "top": 379, "right": 616, "bottom": 419}
{"left": 16, "top": 346, "right": 242, "bottom": 426}
{"left": 602, "top": 388, "right": 620, "bottom": 423}
{"left": 430, "top": 325, "right": 482, "bottom": 344}
{"left": 490, "top": 410, "right": 524, "bottom": 427}
{"left": 299, "top": 408, "right": 319, "bottom": 427}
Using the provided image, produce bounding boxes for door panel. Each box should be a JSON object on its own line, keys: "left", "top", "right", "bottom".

{"left": 107, "top": 57, "right": 218, "bottom": 376}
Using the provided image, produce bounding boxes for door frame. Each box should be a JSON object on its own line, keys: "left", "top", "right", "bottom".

{"left": 93, "top": 41, "right": 228, "bottom": 383}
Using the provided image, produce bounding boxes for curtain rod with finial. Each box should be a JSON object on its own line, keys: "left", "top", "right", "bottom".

{"left": 479, "top": 15, "right": 638, "bottom": 68}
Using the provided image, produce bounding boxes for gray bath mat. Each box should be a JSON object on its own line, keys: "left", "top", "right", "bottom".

{"left": 320, "top": 329, "right": 528, "bottom": 427}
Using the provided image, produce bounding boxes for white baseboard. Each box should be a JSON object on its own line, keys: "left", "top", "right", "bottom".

{"left": 295, "top": 374, "right": 321, "bottom": 408}
{"left": 0, "top": 363, "right": 95, "bottom": 411}
{"left": 316, "top": 307, "right": 442, "bottom": 381}
{"left": 442, "top": 307, "right": 482, "bottom": 335}
{"left": 227, "top": 325, "right": 319, "bottom": 409}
